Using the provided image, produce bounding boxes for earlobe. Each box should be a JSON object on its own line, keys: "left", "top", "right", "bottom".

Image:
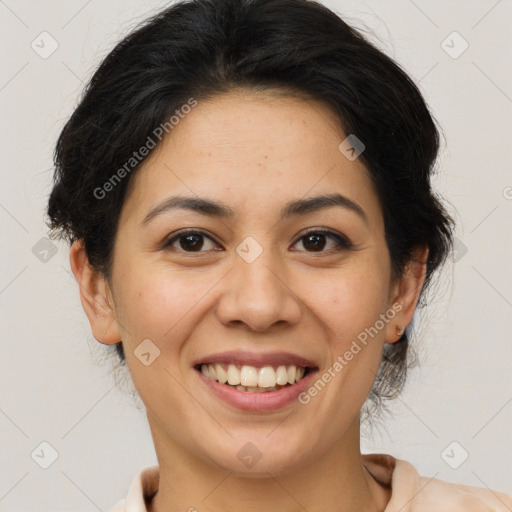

{"left": 69, "top": 239, "right": 122, "bottom": 345}
{"left": 385, "top": 245, "right": 429, "bottom": 344}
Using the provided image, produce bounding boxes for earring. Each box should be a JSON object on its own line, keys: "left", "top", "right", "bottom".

{"left": 396, "top": 325, "right": 405, "bottom": 336}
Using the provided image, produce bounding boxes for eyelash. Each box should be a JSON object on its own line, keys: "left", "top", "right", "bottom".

{"left": 162, "top": 228, "right": 354, "bottom": 255}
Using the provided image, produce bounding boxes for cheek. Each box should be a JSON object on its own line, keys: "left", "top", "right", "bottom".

{"left": 307, "top": 262, "right": 391, "bottom": 341}
{"left": 113, "top": 266, "right": 202, "bottom": 346}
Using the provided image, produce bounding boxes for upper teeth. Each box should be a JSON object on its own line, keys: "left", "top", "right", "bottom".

{"left": 200, "top": 364, "right": 306, "bottom": 387}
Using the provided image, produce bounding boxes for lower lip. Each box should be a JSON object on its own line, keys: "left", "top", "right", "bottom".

{"left": 195, "top": 368, "right": 318, "bottom": 412}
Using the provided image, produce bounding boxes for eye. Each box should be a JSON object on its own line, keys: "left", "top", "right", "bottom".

{"left": 291, "top": 228, "right": 353, "bottom": 254}
{"left": 163, "top": 228, "right": 353, "bottom": 255}
{"left": 163, "top": 230, "right": 221, "bottom": 253}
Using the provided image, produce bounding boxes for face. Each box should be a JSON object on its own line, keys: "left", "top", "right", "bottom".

{"left": 75, "top": 89, "right": 421, "bottom": 476}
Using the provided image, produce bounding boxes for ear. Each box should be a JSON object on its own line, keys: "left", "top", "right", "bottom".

{"left": 385, "top": 245, "right": 429, "bottom": 344}
{"left": 69, "top": 239, "right": 122, "bottom": 345}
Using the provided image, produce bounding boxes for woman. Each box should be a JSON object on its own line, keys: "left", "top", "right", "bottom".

{"left": 46, "top": 0, "right": 511, "bottom": 510}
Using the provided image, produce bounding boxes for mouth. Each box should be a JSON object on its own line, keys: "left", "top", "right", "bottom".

{"left": 192, "top": 351, "right": 319, "bottom": 411}
{"left": 194, "top": 363, "right": 312, "bottom": 393}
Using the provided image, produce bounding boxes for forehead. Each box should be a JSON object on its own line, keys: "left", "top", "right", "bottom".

{"left": 119, "top": 89, "right": 382, "bottom": 229}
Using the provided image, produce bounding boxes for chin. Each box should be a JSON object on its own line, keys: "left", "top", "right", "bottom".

{"left": 198, "top": 433, "right": 309, "bottom": 477}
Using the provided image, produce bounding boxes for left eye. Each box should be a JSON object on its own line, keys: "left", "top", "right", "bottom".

{"left": 291, "top": 229, "right": 353, "bottom": 253}
{"left": 163, "top": 229, "right": 352, "bottom": 254}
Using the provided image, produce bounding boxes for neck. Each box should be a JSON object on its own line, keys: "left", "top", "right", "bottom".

{"left": 146, "top": 414, "right": 389, "bottom": 512}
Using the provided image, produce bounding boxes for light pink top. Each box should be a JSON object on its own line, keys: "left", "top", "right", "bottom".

{"left": 107, "top": 453, "right": 512, "bottom": 512}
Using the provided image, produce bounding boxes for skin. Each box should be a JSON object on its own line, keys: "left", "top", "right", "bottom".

{"left": 70, "top": 89, "right": 428, "bottom": 512}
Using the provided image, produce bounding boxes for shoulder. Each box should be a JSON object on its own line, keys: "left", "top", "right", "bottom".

{"left": 413, "top": 471, "right": 512, "bottom": 512}
{"left": 363, "top": 453, "right": 512, "bottom": 512}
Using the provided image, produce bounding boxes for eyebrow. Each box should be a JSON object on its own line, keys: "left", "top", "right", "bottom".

{"left": 140, "top": 193, "right": 368, "bottom": 227}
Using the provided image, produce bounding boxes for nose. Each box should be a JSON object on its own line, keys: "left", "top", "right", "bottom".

{"left": 215, "top": 248, "right": 302, "bottom": 332}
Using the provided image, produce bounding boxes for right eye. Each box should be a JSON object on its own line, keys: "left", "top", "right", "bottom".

{"left": 163, "top": 230, "right": 222, "bottom": 253}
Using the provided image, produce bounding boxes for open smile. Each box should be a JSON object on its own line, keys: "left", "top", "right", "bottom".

{"left": 193, "top": 351, "right": 319, "bottom": 411}
{"left": 196, "top": 363, "right": 310, "bottom": 392}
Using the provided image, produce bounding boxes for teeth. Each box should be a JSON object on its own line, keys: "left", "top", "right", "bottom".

{"left": 215, "top": 363, "right": 227, "bottom": 384}
{"left": 276, "top": 365, "right": 289, "bottom": 385}
{"left": 241, "top": 365, "right": 259, "bottom": 386}
{"left": 287, "top": 365, "right": 296, "bottom": 384}
{"left": 200, "top": 363, "right": 308, "bottom": 388}
{"left": 207, "top": 364, "right": 217, "bottom": 381}
{"left": 236, "top": 385, "right": 278, "bottom": 393}
{"left": 227, "top": 364, "right": 241, "bottom": 385}
{"left": 258, "top": 366, "right": 276, "bottom": 387}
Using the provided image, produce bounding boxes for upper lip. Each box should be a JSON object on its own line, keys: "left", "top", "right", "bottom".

{"left": 193, "top": 351, "right": 318, "bottom": 368}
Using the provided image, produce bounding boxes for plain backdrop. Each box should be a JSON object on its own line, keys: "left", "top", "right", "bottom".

{"left": 1, "top": 0, "right": 511, "bottom": 510}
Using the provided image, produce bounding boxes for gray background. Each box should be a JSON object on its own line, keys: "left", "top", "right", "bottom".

{"left": 1, "top": 0, "right": 511, "bottom": 510}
